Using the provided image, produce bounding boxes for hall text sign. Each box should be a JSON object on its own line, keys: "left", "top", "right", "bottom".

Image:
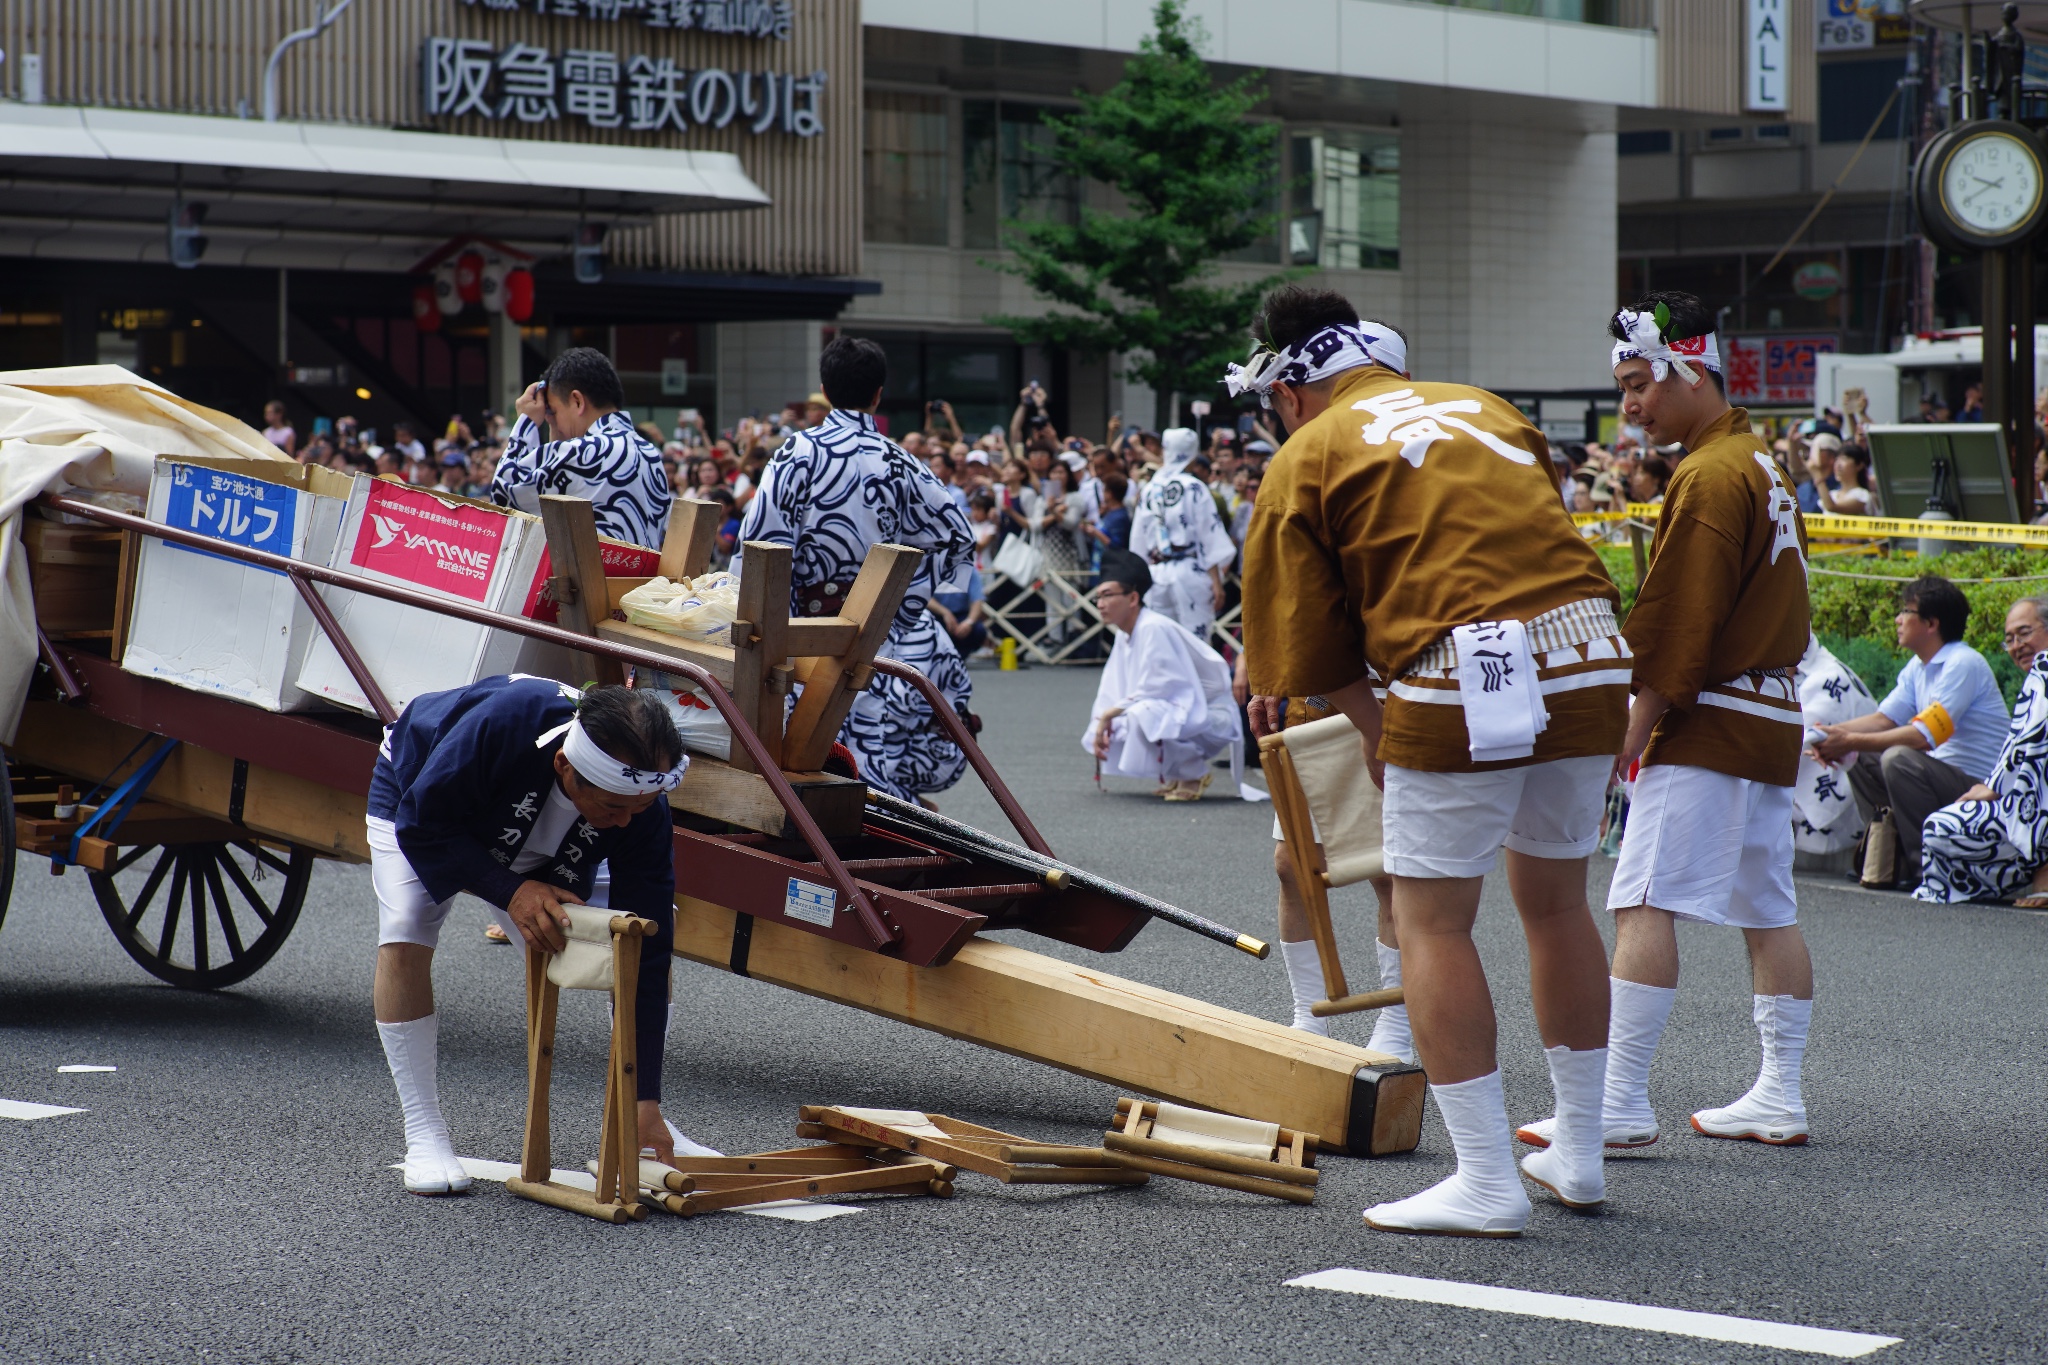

{"left": 423, "top": 37, "right": 824, "bottom": 135}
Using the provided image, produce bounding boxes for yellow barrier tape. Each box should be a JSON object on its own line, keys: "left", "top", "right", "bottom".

{"left": 1571, "top": 504, "right": 2048, "bottom": 547}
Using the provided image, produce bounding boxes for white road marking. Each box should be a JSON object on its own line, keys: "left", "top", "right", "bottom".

{"left": 0, "top": 1099, "right": 86, "bottom": 1120}
{"left": 387, "top": 1158, "right": 863, "bottom": 1221}
{"left": 1287, "top": 1270, "right": 1901, "bottom": 1359}
{"left": 57, "top": 1065, "right": 116, "bottom": 1074}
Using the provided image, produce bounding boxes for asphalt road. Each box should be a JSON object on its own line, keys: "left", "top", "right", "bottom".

{"left": 3, "top": 663, "right": 2044, "bottom": 1364}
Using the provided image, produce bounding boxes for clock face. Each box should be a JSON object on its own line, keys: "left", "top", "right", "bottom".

{"left": 1943, "top": 132, "right": 2043, "bottom": 236}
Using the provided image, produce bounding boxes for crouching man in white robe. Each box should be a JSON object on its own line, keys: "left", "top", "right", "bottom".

{"left": 1083, "top": 550, "right": 1262, "bottom": 803}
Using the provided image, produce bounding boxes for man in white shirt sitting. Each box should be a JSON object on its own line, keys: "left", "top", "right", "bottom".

{"left": 1811, "top": 576, "right": 2008, "bottom": 886}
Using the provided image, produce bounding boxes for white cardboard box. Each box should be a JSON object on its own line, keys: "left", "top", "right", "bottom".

{"left": 294, "top": 476, "right": 550, "bottom": 716}
{"left": 121, "top": 457, "right": 351, "bottom": 712}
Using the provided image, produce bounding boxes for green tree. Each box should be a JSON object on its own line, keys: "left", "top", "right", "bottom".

{"left": 986, "top": 0, "right": 1292, "bottom": 429}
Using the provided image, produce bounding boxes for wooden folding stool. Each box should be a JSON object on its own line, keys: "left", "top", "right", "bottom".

{"left": 507, "top": 908, "right": 659, "bottom": 1225}
{"left": 1101, "top": 1098, "right": 1318, "bottom": 1204}
{"left": 1258, "top": 713, "right": 1406, "bottom": 1020}
{"left": 638, "top": 1142, "right": 956, "bottom": 1217}
{"left": 799, "top": 1105, "right": 1149, "bottom": 1187}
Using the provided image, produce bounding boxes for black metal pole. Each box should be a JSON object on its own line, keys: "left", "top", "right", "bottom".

{"left": 2015, "top": 241, "right": 2037, "bottom": 520}
{"left": 1985, "top": 246, "right": 2011, "bottom": 458}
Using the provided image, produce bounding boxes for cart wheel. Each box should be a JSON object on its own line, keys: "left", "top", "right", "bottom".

{"left": 90, "top": 840, "right": 311, "bottom": 990}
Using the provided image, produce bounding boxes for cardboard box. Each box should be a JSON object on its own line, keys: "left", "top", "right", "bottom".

{"left": 294, "top": 476, "right": 552, "bottom": 717}
{"left": 120, "top": 458, "right": 351, "bottom": 711}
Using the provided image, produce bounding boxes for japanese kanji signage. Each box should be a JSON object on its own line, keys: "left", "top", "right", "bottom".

{"left": 460, "top": 0, "right": 792, "bottom": 38}
{"left": 165, "top": 464, "right": 299, "bottom": 575}
{"left": 423, "top": 37, "right": 824, "bottom": 135}
{"left": 1723, "top": 335, "right": 1839, "bottom": 406}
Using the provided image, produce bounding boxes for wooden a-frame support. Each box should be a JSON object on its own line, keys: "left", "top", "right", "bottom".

{"left": 507, "top": 913, "right": 659, "bottom": 1224}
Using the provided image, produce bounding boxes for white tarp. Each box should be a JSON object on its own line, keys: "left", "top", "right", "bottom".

{"left": 0, "top": 366, "right": 287, "bottom": 738}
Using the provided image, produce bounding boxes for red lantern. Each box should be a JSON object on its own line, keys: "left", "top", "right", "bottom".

{"left": 504, "top": 268, "right": 535, "bottom": 323}
{"left": 454, "top": 249, "right": 485, "bottom": 303}
{"left": 412, "top": 283, "right": 441, "bottom": 333}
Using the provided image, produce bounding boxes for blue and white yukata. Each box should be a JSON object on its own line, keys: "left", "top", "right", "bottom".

{"left": 1915, "top": 654, "right": 2048, "bottom": 904}
{"left": 493, "top": 411, "right": 672, "bottom": 549}
{"left": 736, "top": 409, "right": 977, "bottom": 801}
{"left": 1130, "top": 437, "right": 1235, "bottom": 641}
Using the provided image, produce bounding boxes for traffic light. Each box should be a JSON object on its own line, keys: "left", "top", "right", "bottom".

{"left": 573, "top": 221, "right": 606, "bottom": 285}
{"left": 168, "top": 200, "right": 208, "bottom": 269}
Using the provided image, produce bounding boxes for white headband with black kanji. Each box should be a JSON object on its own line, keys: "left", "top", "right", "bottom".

{"left": 1610, "top": 309, "right": 1720, "bottom": 385}
{"left": 1224, "top": 322, "right": 1406, "bottom": 409}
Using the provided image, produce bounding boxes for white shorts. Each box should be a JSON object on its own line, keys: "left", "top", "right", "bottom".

{"left": 1606, "top": 764, "right": 1797, "bottom": 929}
{"left": 1381, "top": 755, "right": 1611, "bottom": 879}
{"left": 368, "top": 816, "right": 609, "bottom": 948}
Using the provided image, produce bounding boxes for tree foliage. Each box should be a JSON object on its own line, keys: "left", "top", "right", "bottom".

{"left": 986, "top": 0, "right": 1292, "bottom": 427}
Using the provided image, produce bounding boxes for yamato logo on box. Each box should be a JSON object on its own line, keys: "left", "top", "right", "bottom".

{"left": 167, "top": 464, "right": 299, "bottom": 572}
{"left": 349, "top": 480, "right": 506, "bottom": 602}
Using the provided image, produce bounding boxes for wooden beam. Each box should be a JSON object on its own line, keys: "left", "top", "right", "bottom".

{"left": 660, "top": 498, "right": 723, "bottom": 582}
{"left": 670, "top": 757, "right": 866, "bottom": 840}
{"left": 10, "top": 701, "right": 370, "bottom": 860}
{"left": 782, "top": 545, "right": 920, "bottom": 773}
{"left": 604, "top": 576, "right": 658, "bottom": 615}
{"left": 783, "top": 618, "right": 857, "bottom": 658}
{"left": 670, "top": 896, "right": 1426, "bottom": 1157}
{"left": 593, "top": 620, "right": 736, "bottom": 690}
{"left": 537, "top": 495, "right": 625, "bottom": 687}
{"left": 728, "top": 542, "right": 791, "bottom": 773}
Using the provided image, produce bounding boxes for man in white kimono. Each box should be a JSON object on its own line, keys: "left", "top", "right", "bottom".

{"left": 1083, "top": 551, "right": 1259, "bottom": 803}
{"left": 1130, "top": 428, "right": 1237, "bottom": 641}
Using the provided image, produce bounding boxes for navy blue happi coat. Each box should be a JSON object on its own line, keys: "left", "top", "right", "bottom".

{"left": 369, "top": 675, "right": 675, "bottom": 1100}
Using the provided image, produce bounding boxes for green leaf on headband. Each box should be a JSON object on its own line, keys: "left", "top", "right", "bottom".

{"left": 1652, "top": 301, "right": 1671, "bottom": 339}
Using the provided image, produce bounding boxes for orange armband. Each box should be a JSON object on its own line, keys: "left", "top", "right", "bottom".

{"left": 1913, "top": 701, "right": 1956, "bottom": 747}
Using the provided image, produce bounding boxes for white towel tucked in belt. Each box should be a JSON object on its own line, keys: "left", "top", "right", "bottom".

{"left": 1451, "top": 619, "right": 1549, "bottom": 763}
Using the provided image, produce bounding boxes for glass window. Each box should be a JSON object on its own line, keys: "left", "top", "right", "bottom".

{"left": 1289, "top": 130, "right": 1399, "bottom": 272}
{"left": 1818, "top": 56, "right": 1907, "bottom": 144}
{"left": 864, "top": 91, "right": 949, "bottom": 247}
{"left": 963, "top": 100, "right": 1080, "bottom": 250}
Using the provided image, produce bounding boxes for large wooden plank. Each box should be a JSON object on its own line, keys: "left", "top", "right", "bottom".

{"left": 670, "top": 896, "right": 1426, "bottom": 1157}
{"left": 729, "top": 541, "right": 791, "bottom": 773}
{"left": 660, "top": 498, "right": 724, "bottom": 583}
{"left": 10, "top": 701, "right": 370, "bottom": 860}
{"left": 671, "top": 756, "right": 866, "bottom": 840}
{"left": 593, "top": 620, "right": 737, "bottom": 689}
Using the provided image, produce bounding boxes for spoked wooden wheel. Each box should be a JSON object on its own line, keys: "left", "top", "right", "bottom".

{"left": 90, "top": 840, "right": 311, "bottom": 989}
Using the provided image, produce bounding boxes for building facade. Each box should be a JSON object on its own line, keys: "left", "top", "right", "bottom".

{"left": 0, "top": 1, "right": 1820, "bottom": 440}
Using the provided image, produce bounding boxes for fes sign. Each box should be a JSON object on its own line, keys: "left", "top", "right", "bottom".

{"left": 1724, "top": 335, "right": 1839, "bottom": 406}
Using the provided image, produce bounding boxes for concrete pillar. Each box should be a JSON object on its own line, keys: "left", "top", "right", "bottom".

{"left": 488, "top": 309, "right": 525, "bottom": 420}
{"left": 1400, "top": 87, "right": 1618, "bottom": 392}
{"left": 715, "top": 320, "right": 824, "bottom": 433}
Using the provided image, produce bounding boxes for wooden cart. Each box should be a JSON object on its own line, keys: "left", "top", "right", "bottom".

{"left": 3, "top": 491, "right": 1425, "bottom": 1157}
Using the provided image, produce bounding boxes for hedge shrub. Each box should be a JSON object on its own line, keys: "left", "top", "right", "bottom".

{"left": 1593, "top": 539, "right": 2048, "bottom": 706}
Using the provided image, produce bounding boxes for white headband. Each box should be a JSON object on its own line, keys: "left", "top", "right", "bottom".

{"left": 1224, "top": 322, "right": 1407, "bottom": 409}
{"left": 537, "top": 716, "right": 688, "bottom": 796}
{"left": 1610, "top": 310, "right": 1720, "bottom": 385}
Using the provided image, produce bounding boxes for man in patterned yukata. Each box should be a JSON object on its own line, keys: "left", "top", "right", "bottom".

{"left": 736, "top": 337, "right": 977, "bottom": 803}
{"left": 493, "top": 346, "right": 672, "bottom": 550}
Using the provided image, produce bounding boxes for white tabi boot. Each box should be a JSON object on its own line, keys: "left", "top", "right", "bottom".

{"left": 1278, "top": 939, "right": 1331, "bottom": 1037}
{"left": 377, "top": 1014, "right": 471, "bottom": 1195}
{"left": 649, "top": 1002, "right": 724, "bottom": 1159}
{"left": 1364, "top": 1070, "right": 1529, "bottom": 1238}
{"left": 1520, "top": 1046, "right": 1609, "bottom": 1208}
{"left": 1692, "top": 995, "right": 1811, "bottom": 1144}
{"left": 1517, "top": 977, "right": 1669, "bottom": 1151}
{"left": 1364, "top": 940, "right": 1415, "bottom": 1064}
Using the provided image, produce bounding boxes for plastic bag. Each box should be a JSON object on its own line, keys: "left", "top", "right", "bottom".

{"left": 634, "top": 668, "right": 732, "bottom": 760}
{"left": 618, "top": 571, "right": 740, "bottom": 641}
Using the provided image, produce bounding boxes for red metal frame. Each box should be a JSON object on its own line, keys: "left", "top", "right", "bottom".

{"left": 870, "top": 657, "right": 1052, "bottom": 857}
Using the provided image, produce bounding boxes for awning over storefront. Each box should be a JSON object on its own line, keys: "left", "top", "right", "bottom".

{"left": 0, "top": 104, "right": 770, "bottom": 272}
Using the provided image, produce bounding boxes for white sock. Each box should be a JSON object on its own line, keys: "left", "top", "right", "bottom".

{"left": 1528, "top": 1045, "right": 1607, "bottom": 1201}
{"left": 1279, "top": 939, "right": 1330, "bottom": 1036}
{"left": 1365, "top": 939, "right": 1414, "bottom": 1063}
{"left": 1602, "top": 977, "right": 1676, "bottom": 1127}
{"left": 1746, "top": 994, "right": 1811, "bottom": 1117}
{"left": 377, "top": 1015, "right": 469, "bottom": 1191}
{"left": 1367, "top": 1070, "right": 1528, "bottom": 1233}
